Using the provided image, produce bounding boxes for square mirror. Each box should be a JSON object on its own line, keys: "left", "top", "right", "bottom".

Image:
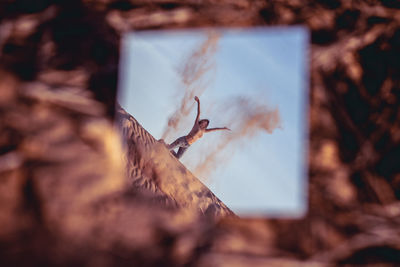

{"left": 118, "top": 27, "right": 308, "bottom": 217}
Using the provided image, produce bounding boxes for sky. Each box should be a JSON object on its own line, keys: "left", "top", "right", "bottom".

{"left": 118, "top": 27, "right": 309, "bottom": 217}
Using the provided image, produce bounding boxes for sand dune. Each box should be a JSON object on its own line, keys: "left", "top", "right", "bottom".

{"left": 116, "top": 104, "right": 235, "bottom": 217}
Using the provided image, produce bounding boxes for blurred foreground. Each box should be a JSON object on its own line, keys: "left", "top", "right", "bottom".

{"left": 1, "top": 0, "right": 400, "bottom": 266}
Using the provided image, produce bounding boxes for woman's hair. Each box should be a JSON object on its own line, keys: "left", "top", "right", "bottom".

{"left": 199, "top": 119, "right": 209, "bottom": 127}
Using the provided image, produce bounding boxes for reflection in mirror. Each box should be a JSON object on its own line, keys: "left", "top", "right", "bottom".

{"left": 118, "top": 27, "right": 308, "bottom": 217}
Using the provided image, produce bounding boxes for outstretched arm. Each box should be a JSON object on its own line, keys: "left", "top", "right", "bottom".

{"left": 205, "top": 127, "right": 231, "bottom": 133}
{"left": 194, "top": 96, "right": 200, "bottom": 123}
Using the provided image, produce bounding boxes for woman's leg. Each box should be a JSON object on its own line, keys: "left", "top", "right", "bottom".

{"left": 168, "top": 136, "right": 190, "bottom": 159}
{"left": 167, "top": 136, "right": 186, "bottom": 150}
{"left": 175, "top": 146, "right": 188, "bottom": 159}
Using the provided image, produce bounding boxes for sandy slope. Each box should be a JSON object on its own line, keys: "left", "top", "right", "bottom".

{"left": 116, "top": 104, "right": 235, "bottom": 217}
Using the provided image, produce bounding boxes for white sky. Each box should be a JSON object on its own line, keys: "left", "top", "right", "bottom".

{"left": 118, "top": 27, "right": 309, "bottom": 217}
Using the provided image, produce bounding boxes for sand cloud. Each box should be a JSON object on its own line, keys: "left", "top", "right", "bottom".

{"left": 161, "top": 30, "right": 282, "bottom": 180}
{"left": 161, "top": 30, "right": 220, "bottom": 140}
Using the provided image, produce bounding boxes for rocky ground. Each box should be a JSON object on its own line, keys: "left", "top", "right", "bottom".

{"left": 1, "top": 0, "right": 400, "bottom": 266}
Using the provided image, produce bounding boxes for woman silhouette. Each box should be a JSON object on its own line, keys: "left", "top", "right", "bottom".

{"left": 167, "top": 96, "right": 230, "bottom": 159}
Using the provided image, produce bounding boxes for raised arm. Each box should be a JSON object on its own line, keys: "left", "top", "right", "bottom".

{"left": 205, "top": 127, "right": 231, "bottom": 133}
{"left": 194, "top": 96, "right": 200, "bottom": 124}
